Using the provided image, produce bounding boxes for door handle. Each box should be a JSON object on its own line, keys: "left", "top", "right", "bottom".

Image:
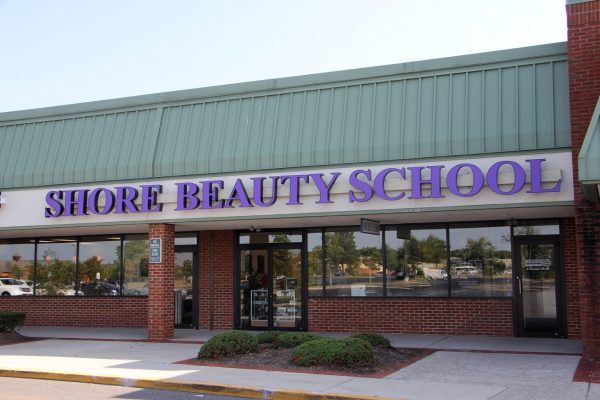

{"left": 517, "top": 276, "right": 522, "bottom": 295}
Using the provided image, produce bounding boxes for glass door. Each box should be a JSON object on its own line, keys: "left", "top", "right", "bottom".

{"left": 174, "top": 246, "right": 198, "bottom": 328}
{"left": 238, "top": 247, "right": 304, "bottom": 330}
{"left": 514, "top": 237, "right": 564, "bottom": 337}
{"left": 272, "top": 248, "right": 302, "bottom": 329}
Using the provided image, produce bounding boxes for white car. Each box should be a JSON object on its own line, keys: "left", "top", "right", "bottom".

{"left": 0, "top": 278, "right": 33, "bottom": 296}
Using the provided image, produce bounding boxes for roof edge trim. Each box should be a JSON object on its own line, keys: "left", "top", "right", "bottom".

{"left": 578, "top": 95, "right": 600, "bottom": 185}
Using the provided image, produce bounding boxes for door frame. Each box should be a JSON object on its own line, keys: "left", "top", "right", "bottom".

{"left": 174, "top": 244, "right": 199, "bottom": 329}
{"left": 512, "top": 235, "right": 566, "bottom": 338}
{"left": 235, "top": 233, "right": 308, "bottom": 331}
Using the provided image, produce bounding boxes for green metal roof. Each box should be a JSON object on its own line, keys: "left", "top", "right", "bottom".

{"left": 578, "top": 96, "right": 600, "bottom": 202}
{"left": 0, "top": 42, "right": 570, "bottom": 189}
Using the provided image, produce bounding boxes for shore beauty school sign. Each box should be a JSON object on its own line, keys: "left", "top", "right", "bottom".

{"left": 43, "top": 155, "right": 567, "bottom": 219}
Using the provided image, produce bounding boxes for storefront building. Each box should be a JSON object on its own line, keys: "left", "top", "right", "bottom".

{"left": 0, "top": 0, "right": 598, "bottom": 361}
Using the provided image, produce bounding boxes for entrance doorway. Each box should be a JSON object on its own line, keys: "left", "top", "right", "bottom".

{"left": 174, "top": 245, "right": 198, "bottom": 328}
{"left": 514, "top": 237, "right": 565, "bottom": 337}
{"left": 238, "top": 245, "right": 304, "bottom": 330}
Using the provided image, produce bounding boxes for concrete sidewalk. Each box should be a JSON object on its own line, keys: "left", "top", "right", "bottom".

{"left": 17, "top": 326, "right": 584, "bottom": 354}
{"left": 0, "top": 328, "right": 596, "bottom": 400}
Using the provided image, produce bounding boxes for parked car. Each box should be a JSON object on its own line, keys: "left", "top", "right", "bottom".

{"left": 0, "top": 278, "right": 32, "bottom": 296}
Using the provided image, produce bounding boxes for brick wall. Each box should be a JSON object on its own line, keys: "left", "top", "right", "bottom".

{"left": 147, "top": 223, "right": 175, "bottom": 341}
{"left": 309, "top": 297, "right": 513, "bottom": 335}
{"left": 563, "top": 217, "right": 582, "bottom": 338}
{"left": 567, "top": 0, "right": 600, "bottom": 359}
{"left": 0, "top": 296, "right": 147, "bottom": 327}
{"left": 198, "top": 230, "right": 235, "bottom": 330}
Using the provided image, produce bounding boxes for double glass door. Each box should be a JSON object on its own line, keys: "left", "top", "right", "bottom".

{"left": 514, "top": 237, "right": 564, "bottom": 337}
{"left": 239, "top": 247, "right": 303, "bottom": 330}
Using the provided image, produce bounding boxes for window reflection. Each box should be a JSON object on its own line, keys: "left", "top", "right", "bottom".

{"left": 0, "top": 240, "right": 34, "bottom": 295}
{"left": 36, "top": 239, "right": 77, "bottom": 296}
{"left": 513, "top": 221, "right": 559, "bottom": 236}
{"left": 449, "top": 226, "right": 512, "bottom": 297}
{"left": 324, "top": 229, "right": 383, "bottom": 297}
{"left": 79, "top": 237, "right": 121, "bottom": 296}
{"left": 122, "top": 235, "right": 149, "bottom": 296}
{"left": 307, "top": 230, "right": 323, "bottom": 297}
{"left": 386, "top": 227, "right": 447, "bottom": 297}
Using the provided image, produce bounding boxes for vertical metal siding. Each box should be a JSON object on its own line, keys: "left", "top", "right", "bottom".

{"left": 0, "top": 55, "right": 571, "bottom": 188}
{"left": 0, "top": 110, "right": 159, "bottom": 188}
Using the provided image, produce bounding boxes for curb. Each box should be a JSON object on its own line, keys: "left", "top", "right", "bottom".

{"left": 0, "top": 369, "right": 399, "bottom": 400}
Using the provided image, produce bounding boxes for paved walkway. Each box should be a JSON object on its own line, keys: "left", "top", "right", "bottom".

{"left": 0, "top": 327, "right": 596, "bottom": 400}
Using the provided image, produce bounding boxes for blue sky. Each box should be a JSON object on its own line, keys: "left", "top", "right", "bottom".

{"left": 0, "top": 0, "right": 567, "bottom": 113}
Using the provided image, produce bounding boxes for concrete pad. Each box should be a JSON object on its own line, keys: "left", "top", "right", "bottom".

{"left": 0, "top": 340, "right": 199, "bottom": 362}
{"left": 172, "top": 328, "right": 226, "bottom": 342}
{"left": 383, "top": 334, "right": 448, "bottom": 349}
{"left": 487, "top": 383, "right": 591, "bottom": 400}
{"left": 18, "top": 326, "right": 147, "bottom": 340}
{"left": 433, "top": 335, "right": 582, "bottom": 354}
{"left": 386, "top": 351, "right": 581, "bottom": 386}
{"left": 328, "top": 378, "right": 505, "bottom": 400}
{"left": 173, "top": 366, "right": 354, "bottom": 392}
{"left": 588, "top": 384, "right": 600, "bottom": 400}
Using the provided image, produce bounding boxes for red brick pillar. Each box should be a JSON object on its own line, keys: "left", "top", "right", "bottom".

{"left": 198, "top": 230, "right": 235, "bottom": 330}
{"left": 566, "top": 0, "right": 600, "bottom": 360}
{"left": 147, "top": 223, "right": 175, "bottom": 341}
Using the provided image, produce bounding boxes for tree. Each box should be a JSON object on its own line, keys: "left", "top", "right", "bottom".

{"left": 419, "top": 235, "right": 446, "bottom": 266}
{"left": 325, "top": 232, "right": 360, "bottom": 275}
{"left": 360, "top": 246, "right": 382, "bottom": 274}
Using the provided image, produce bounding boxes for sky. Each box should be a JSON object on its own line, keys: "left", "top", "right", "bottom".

{"left": 0, "top": 0, "right": 567, "bottom": 113}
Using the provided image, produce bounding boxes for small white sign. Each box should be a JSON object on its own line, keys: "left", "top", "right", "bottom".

{"left": 149, "top": 238, "right": 161, "bottom": 264}
{"left": 351, "top": 284, "right": 366, "bottom": 297}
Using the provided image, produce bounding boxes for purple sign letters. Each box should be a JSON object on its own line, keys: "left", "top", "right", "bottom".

{"left": 44, "top": 158, "right": 561, "bottom": 218}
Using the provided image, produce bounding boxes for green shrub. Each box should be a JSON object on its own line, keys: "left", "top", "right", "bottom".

{"left": 274, "top": 332, "right": 322, "bottom": 348}
{"left": 0, "top": 311, "right": 26, "bottom": 333}
{"left": 198, "top": 331, "right": 257, "bottom": 359}
{"left": 349, "top": 332, "right": 391, "bottom": 348}
{"left": 291, "top": 338, "right": 374, "bottom": 368}
{"left": 255, "top": 331, "right": 283, "bottom": 345}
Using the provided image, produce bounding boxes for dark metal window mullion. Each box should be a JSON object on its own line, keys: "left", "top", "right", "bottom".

{"left": 75, "top": 237, "right": 80, "bottom": 296}
{"left": 446, "top": 224, "right": 451, "bottom": 298}
{"left": 33, "top": 239, "right": 38, "bottom": 296}
{"left": 301, "top": 229, "right": 308, "bottom": 331}
{"left": 321, "top": 228, "right": 326, "bottom": 296}
{"left": 382, "top": 226, "right": 387, "bottom": 298}
{"left": 120, "top": 235, "right": 125, "bottom": 296}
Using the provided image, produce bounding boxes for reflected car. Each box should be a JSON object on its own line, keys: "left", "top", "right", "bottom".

{"left": 18, "top": 280, "right": 33, "bottom": 288}
{"left": 122, "top": 284, "right": 188, "bottom": 297}
{"left": 80, "top": 281, "right": 119, "bottom": 296}
{"left": 0, "top": 278, "right": 33, "bottom": 296}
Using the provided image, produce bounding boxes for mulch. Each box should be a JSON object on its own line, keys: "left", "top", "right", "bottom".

{"left": 0, "top": 331, "right": 34, "bottom": 346}
{"left": 177, "top": 345, "right": 433, "bottom": 378}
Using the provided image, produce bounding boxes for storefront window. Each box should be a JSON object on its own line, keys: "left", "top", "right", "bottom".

{"left": 239, "top": 232, "right": 303, "bottom": 244}
{"left": 35, "top": 239, "right": 77, "bottom": 296}
{"left": 175, "top": 232, "right": 198, "bottom": 246}
{"left": 386, "top": 227, "right": 447, "bottom": 297}
{"left": 307, "top": 230, "right": 323, "bottom": 296}
{"left": 324, "top": 228, "right": 383, "bottom": 297}
{"left": 449, "top": 226, "right": 512, "bottom": 297}
{"left": 513, "top": 221, "right": 559, "bottom": 236}
{"left": 122, "top": 235, "right": 148, "bottom": 296}
{"left": 78, "top": 237, "right": 121, "bottom": 296}
{"left": 0, "top": 240, "right": 35, "bottom": 294}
